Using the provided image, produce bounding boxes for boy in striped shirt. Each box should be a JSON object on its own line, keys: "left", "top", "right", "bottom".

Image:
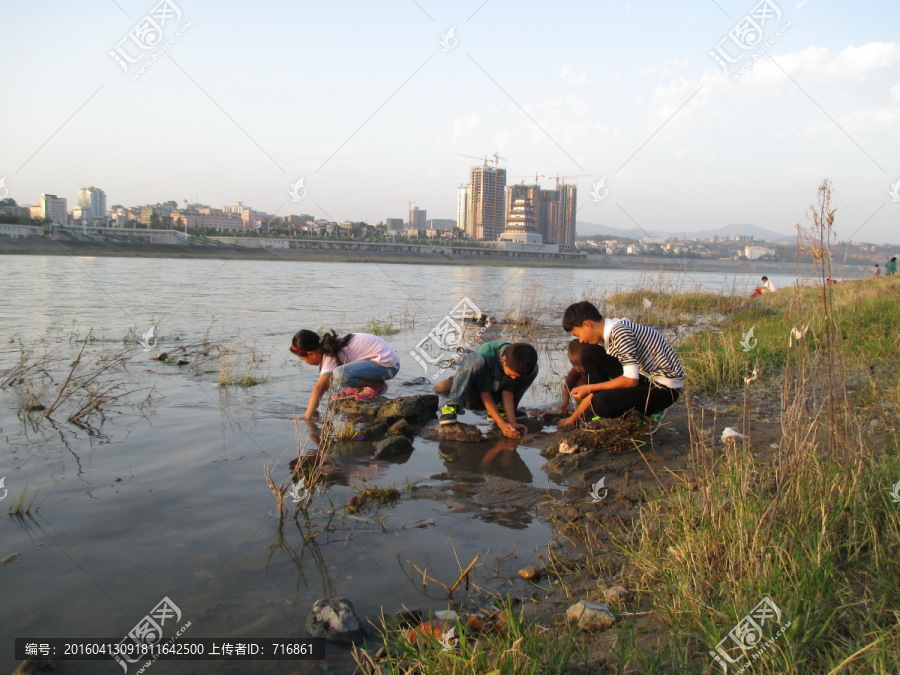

{"left": 561, "top": 301, "right": 684, "bottom": 424}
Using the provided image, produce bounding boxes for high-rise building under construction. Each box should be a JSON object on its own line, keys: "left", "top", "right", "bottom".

{"left": 458, "top": 164, "right": 507, "bottom": 241}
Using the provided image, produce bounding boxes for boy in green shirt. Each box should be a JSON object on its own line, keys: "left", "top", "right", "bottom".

{"left": 438, "top": 341, "right": 538, "bottom": 439}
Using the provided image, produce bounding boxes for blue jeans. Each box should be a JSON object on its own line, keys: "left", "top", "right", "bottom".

{"left": 331, "top": 361, "right": 399, "bottom": 389}
{"left": 448, "top": 353, "right": 536, "bottom": 410}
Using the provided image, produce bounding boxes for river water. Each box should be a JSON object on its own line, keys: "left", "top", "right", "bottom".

{"left": 0, "top": 255, "right": 822, "bottom": 673}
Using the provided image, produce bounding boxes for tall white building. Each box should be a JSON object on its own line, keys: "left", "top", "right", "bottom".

{"left": 456, "top": 185, "right": 470, "bottom": 235}
{"left": 77, "top": 187, "right": 107, "bottom": 224}
{"left": 40, "top": 194, "right": 68, "bottom": 227}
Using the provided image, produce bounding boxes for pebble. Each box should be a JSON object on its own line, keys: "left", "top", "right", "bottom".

{"left": 517, "top": 565, "right": 541, "bottom": 580}
{"left": 566, "top": 600, "right": 615, "bottom": 631}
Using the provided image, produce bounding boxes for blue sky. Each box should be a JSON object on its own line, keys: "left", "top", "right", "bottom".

{"left": 3, "top": 0, "right": 899, "bottom": 242}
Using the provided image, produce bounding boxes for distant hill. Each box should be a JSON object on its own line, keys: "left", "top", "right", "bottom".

{"left": 576, "top": 221, "right": 794, "bottom": 244}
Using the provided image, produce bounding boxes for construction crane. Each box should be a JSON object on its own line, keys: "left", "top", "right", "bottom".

{"left": 457, "top": 152, "right": 507, "bottom": 168}
{"left": 514, "top": 174, "right": 547, "bottom": 185}
{"left": 457, "top": 153, "right": 490, "bottom": 168}
{"left": 548, "top": 173, "right": 591, "bottom": 188}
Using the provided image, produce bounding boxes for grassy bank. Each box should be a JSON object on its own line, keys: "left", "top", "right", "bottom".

{"left": 357, "top": 274, "right": 900, "bottom": 673}
{"left": 615, "top": 275, "right": 900, "bottom": 673}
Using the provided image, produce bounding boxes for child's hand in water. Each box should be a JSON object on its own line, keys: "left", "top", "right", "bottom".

{"left": 501, "top": 422, "right": 527, "bottom": 439}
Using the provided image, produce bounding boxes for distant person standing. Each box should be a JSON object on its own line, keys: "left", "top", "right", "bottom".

{"left": 886, "top": 257, "right": 897, "bottom": 275}
{"left": 750, "top": 276, "right": 777, "bottom": 297}
{"left": 873, "top": 263, "right": 881, "bottom": 278}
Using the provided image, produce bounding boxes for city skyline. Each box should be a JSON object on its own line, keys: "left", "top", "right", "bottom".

{"left": 3, "top": 1, "right": 900, "bottom": 243}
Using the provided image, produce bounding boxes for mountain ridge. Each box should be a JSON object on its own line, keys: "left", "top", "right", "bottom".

{"left": 576, "top": 221, "right": 794, "bottom": 244}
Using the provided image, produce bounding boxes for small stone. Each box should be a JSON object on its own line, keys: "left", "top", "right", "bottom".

{"left": 566, "top": 600, "right": 615, "bottom": 631}
{"left": 373, "top": 435, "right": 413, "bottom": 458}
{"left": 558, "top": 440, "right": 578, "bottom": 455}
{"left": 386, "top": 418, "right": 415, "bottom": 438}
{"left": 518, "top": 565, "right": 541, "bottom": 580}
{"left": 306, "top": 597, "right": 363, "bottom": 643}
{"left": 434, "top": 609, "right": 458, "bottom": 622}
{"left": 604, "top": 585, "right": 632, "bottom": 604}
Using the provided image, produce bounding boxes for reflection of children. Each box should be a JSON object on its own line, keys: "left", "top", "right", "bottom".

{"left": 562, "top": 301, "right": 683, "bottom": 422}
{"left": 559, "top": 339, "right": 623, "bottom": 428}
{"left": 438, "top": 341, "right": 538, "bottom": 439}
{"left": 290, "top": 329, "right": 400, "bottom": 419}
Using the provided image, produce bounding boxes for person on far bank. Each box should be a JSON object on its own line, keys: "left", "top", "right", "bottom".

{"left": 438, "top": 341, "right": 538, "bottom": 439}
{"left": 562, "top": 301, "right": 684, "bottom": 424}
{"left": 750, "top": 276, "right": 777, "bottom": 297}
{"left": 559, "top": 338, "right": 624, "bottom": 428}
{"left": 291, "top": 329, "right": 400, "bottom": 419}
{"left": 873, "top": 263, "right": 881, "bottom": 278}
{"left": 886, "top": 257, "right": 897, "bottom": 275}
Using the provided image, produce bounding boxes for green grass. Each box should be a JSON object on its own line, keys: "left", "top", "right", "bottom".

{"left": 354, "top": 599, "right": 584, "bottom": 674}
{"left": 679, "top": 277, "right": 900, "bottom": 395}
{"left": 362, "top": 319, "right": 400, "bottom": 336}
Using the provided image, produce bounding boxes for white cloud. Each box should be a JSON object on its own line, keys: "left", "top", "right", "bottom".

{"left": 777, "top": 42, "right": 900, "bottom": 81}
{"left": 560, "top": 65, "right": 588, "bottom": 86}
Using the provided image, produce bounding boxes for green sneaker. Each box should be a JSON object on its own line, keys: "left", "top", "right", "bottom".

{"left": 439, "top": 404, "right": 460, "bottom": 425}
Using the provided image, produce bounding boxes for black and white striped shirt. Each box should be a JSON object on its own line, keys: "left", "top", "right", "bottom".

{"left": 602, "top": 318, "right": 685, "bottom": 388}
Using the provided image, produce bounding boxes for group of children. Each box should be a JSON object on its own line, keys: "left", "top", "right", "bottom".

{"left": 291, "top": 300, "right": 685, "bottom": 435}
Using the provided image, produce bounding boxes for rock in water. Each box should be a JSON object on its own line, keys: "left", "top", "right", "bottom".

{"left": 373, "top": 436, "right": 414, "bottom": 458}
{"left": 386, "top": 419, "right": 415, "bottom": 437}
{"left": 505, "top": 310, "right": 531, "bottom": 327}
{"left": 306, "top": 598, "right": 363, "bottom": 643}
{"left": 566, "top": 600, "right": 615, "bottom": 631}
{"left": 331, "top": 398, "right": 383, "bottom": 416}
{"left": 377, "top": 394, "right": 439, "bottom": 421}
{"left": 418, "top": 422, "right": 484, "bottom": 442}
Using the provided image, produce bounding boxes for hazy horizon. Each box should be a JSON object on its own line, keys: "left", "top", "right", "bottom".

{"left": 3, "top": 0, "right": 899, "bottom": 243}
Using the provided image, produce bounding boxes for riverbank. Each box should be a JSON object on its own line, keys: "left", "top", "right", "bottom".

{"left": 0, "top": 236, "right": 865, "bottom": 276}
{"left": 355, "top": 276, "right": 900, "bottom": 673}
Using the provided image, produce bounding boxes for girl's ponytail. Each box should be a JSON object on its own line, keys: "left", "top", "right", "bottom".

{"left": 319, "top": 330, "right": 353, "bottom": 357}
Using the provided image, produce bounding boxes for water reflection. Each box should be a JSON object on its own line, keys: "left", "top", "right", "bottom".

{"left": 437, "top": 438, "right": 533, "bottom": 484}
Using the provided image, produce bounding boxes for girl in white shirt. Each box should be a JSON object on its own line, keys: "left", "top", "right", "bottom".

{"left": 290, "top": 329, "right": 400, "bottom": 418}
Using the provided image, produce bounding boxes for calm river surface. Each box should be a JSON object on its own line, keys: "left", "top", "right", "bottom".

{"left": 0, "top": 256, "right": 812, "bottom": 673}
